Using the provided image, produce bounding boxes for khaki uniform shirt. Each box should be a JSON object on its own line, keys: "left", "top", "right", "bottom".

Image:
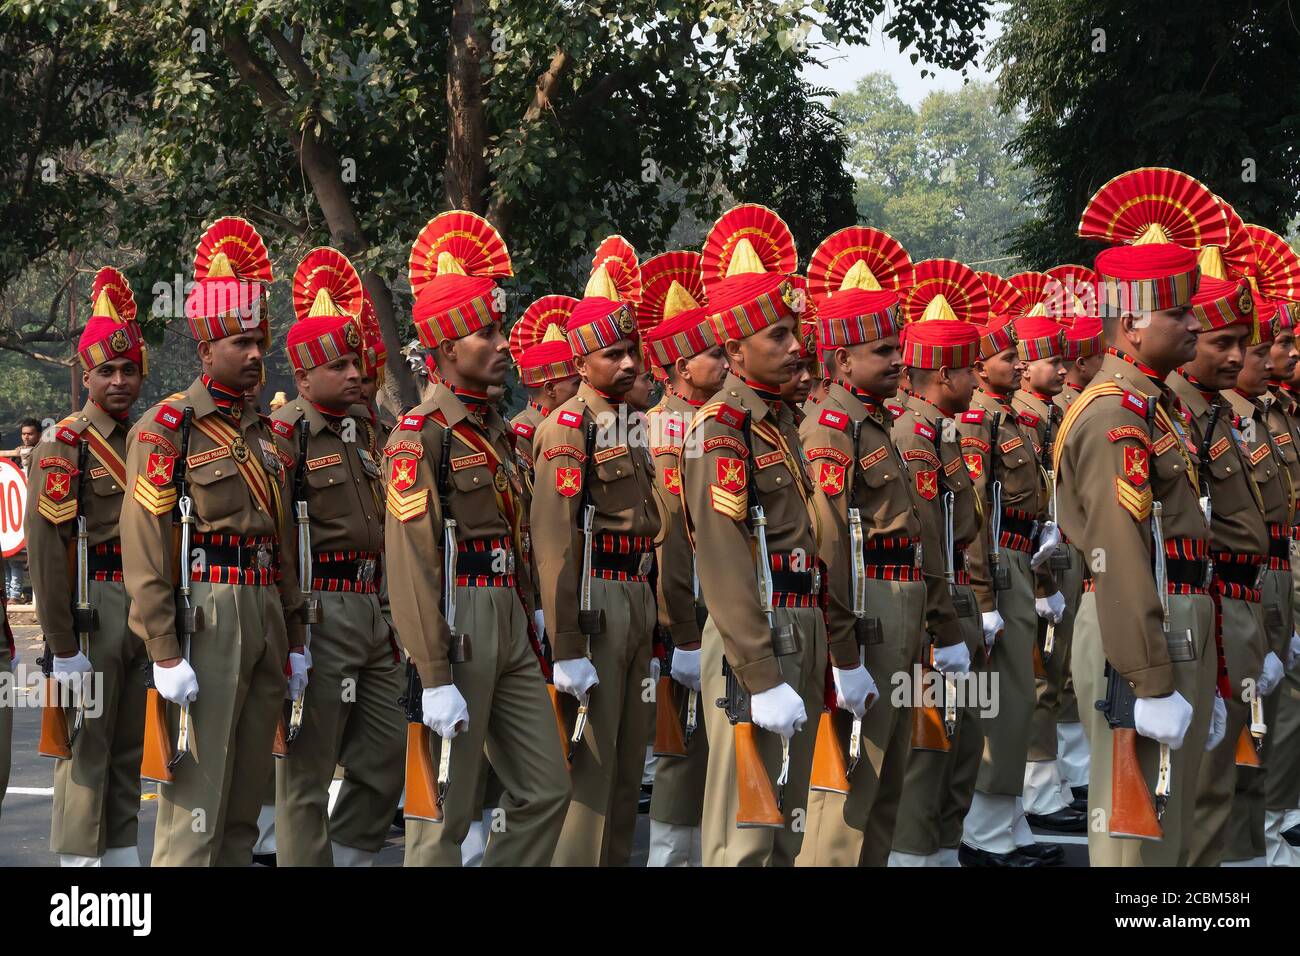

{"left": 530, "top": 383, "right": 661, "bottom": 662}
{"left": 26, "top": 401, "right": 130, "bottom": 655}
{"left": 120, "top": 377, "right": 304, "bottom": 663}
{"left": 646, "top": 391, "right": 703, "bottom": 647}
{"left": 681, "top": 375, "right": 816, "bottom": 693}
{"left": 1056, "top": 355, "right": 1209, "bottom": 697}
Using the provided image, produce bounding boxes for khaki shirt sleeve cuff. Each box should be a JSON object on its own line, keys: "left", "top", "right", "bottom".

{"left": 551, "top": 630, "right": 587, "bottom": 662}
{"left": 414, "top": 658, "right": 452, "bottom": 688}
{"left": 147, "top": 635, "right": 182, "bottom": 664}
{"left": 827, "top": 634, "right": 860, "bottom": 669}
{"left": 933, "top": 618, "right": 966, "bottom": 649}
{"left": 1127, "top": 663, "right": 1174, "bottom": 699}
{"left": 45, "top": 631, "right": 77, "bottom": 656}
{"left": 667, "top": 620, "right": 702, "bottom": 647}
{"left": 735, "top": 655, "right": 783, "bottom": 695}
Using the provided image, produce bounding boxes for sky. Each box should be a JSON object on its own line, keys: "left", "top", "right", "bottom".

{"left": 801, "top": 12, "right": 1002, "bottom": 105}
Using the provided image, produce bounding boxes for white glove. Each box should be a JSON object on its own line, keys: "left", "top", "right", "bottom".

{"left": 1035, "top": 591, "right": 1066, "bottom": 624}
{"left": 52, "top": 651, "right": 92, "bottom": 691}
{"left": 153, "top": 659, "right": 199, "bottom": 705}
{"left": 980, "top": 610, "right": 1005, "bottom": 651}
{"left": 553, "top": 657, "right": 599, "bottom": 700}
{"left": 1133, "top": 691, "right": 1193, "bottom": 749}
{"left": 286, "top": 652, "right": 309, "bottom": 701}
{"left": 1205, "top": 694, "right": 1227, "bottom": 752}
{"left": 1288, "top": 632, "right": 1300, "bottom": 671}
{"left": 1259, "top": 651, "right": 1284, "bottom": 697}
{"left": 533, "top": 609, "right": 546, "bottom": 639}
{"left": 670, "top": 647, "right": 701, "bottom": 691}
{"left": 750, "top": 682, "right": 808, "bottom": 738}
{"left": 1030, "top": 520, "right": 1061, "bottom": 570}
{"left": 933, "top": 641, "right": 971, "bottom": 675}
{"left": 421, "top": 684, "right": 469, "bottom": 739}
{"left": 832, "top": 664, "right": 878, "bottom": 718}
{"left": 649, "top": 656, "right": 661, "bottom": 684}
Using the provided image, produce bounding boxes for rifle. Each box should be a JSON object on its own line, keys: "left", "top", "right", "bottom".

{"left": 685, "top": 558, "right": 705, "bottom": 742}
{"left": 399, "top": 661, "right": 441, "bottom": 823}
{"left": 142, "top": 407, "right": 201, "bottom": 782}
{"left": 1039, "top": 404, "right": 1067, "bottom": 663}
{"left": 68, "top": 439, "right": 95, "bottom": 745}
{"left": 810, "top": 662, "right": 849, "bottom": 795}
{"left": 717, "top": 658, "right": 783, "bottom": 827}
{"left": 986, "top": 412, "right": 1011, "bottom": 592}
{"left": 939, "top": 487, "right": 961, "bottom": 738}
{"left": 282, "top": 417, "right": 319, "bottom": 750}
{"left": 569, "top": 419, "right": 603, "bottom": 761}
{"left": 652, "top": 629, "right": 686, "bottom": 757}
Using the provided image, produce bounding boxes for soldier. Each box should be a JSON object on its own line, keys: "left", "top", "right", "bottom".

{"left": 957, "top": 312, "right": 1066, "bottom": 865}
{"left": 1010, "top": 312, "right": 1086, "bottom": 834}
{"left": 640, "top": 266, "right": 728, "bottom": 866}
{"left": 528, "top": 236, "right": 661, "bottom": 866}
{"left": 1214, "top": 296, "right": 1292, "bottom": 866}
{"left": 679, "top": 204, "right": 832, "bottom": 867}
{"left": 386, "top": 212, "right": 570, "bottom": 867}
{"left": 1261, "top": 298, "right": 1300, "bottom": 865}
{"left": 27, "top": 268, "right": 147, "bottom": 866}
{"left": 269, "top": 249, "right": 406, "bottom": 866}
{"left": 508, "top": 296, "right": 581, "bottom": 484}
{"left": 887, "top": 306, "right": 986, "bottom": 867}
{"left": 796, "top": 257, "right": 975, "bottom": 867}
{"left": 1051, "top": 314, "right": 1105, "bottom": 806}
{"left": 121, "top": 216, "right": 307, "bottom": 866}
{"left": 1060, "top": 242, "right": 1218, "bottom": 866}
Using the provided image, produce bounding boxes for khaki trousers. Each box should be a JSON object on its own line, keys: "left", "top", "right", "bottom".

{"left": 648, "top": 679, "right": 708, "bottom": 827}
{"left": 552, "top": 577, "right": 654, "bottom": 866}
{"left": 1028, "top": 545, "right": 1085, "bottom": 761}
{"left": 151, "top": 581, "right": 288, "bottom": 867}
{"left": 701, "top": 604, "right": 825, "bottom": 866}
{"left": 405, "top": 585, "right": 570, "bottom": 867}
{"left": 976, "top": 548, "right": 1037, "bottom": 795}
{"left": 1075, "top": 590, "right": 1216, "bottom": 866}
{"left": 275, "top": 590, "right": 405, "bottom": 864}
{"left": 51, "top": 580, "right": 147, "bottom": 857}
{"left": 798, "top": 577, "right": 926, "bottom": 866}
{"left": 892, "top": 586, "right": 984, "bottom": 855}
{"left": 1190, "top": 596, "right": 1265, "bottom": 865}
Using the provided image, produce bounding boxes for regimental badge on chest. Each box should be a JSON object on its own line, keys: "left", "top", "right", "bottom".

{"left": 356, "top": 447, "right": 381, "bottom": 480}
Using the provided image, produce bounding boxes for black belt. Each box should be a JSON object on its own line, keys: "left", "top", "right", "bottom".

{"left": 1269, "top": 536, "right": 1291, "bottom": 561}
{"left": 771, "top": 569, "right": 819, "bottom": 595}
{"left": 1167, "top": 558, "right": 1210, "bottom": 587}
{"left": 198, "top": 541, "right": 279, "bottom": 572}
{"left": 88, "top": 551, "right": 123, "bottom": 575}
{"left": 591, "top": 550, "right": 656, "bottom": 576}
{"left": 312, "top": 554, "right": 380, "bottom": 585}
{"left": 456, "top": 546, "right": 516, "bottom": 577}
{"left": 1216, "top": 561, "right": 1264, "bottom": 590}
{"left": 1002, "top": 514, "right": 1037, "bottom": 539}
{"left": 860, "top": 544, "right": 918, "bottom": 567}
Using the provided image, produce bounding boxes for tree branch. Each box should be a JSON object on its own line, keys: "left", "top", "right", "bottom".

{"left": 249, "top": 204, "right": 310, "bottom": 236}
{"left": 261, "top": 21, "right": 317, "bottom": 90}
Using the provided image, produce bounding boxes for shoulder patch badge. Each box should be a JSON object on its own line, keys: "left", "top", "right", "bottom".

{"left": 960, "top": 435, "right": 990, "bottom": 453}
{"left": 385, "top": 440, "right": 424, "bottom": 459}
{"left": 915, "top": 469, "right": 939, "bottom": 500}
{"left": 961, "top": 409, "right": 985, "bottom": 424}
{"left": 55, "top": 426, "right": 79, "bottom": 446}
{"left": 914, "top": 421, "right": 936, "bottom": 441}
{"left": 902, "top": 448, "right": 941, "bottom": 468}
{"left": 398, "top": 414, "right": 426, "bottom": 432}
{"left": 555, "top": 466, "right": 582, "bottom": 497}
{"left": 140, "top": 431, "right": 179, "bottom": 456}
{"left": 1107, "top": 425, "right": 1147, "bottom": 445}
{"left": 703, "top": 435, "right": 747, "bottom": 457}
{"left": 1116, "top": 477, "right": 1152, "bottom": 521}
{"left": 806, "top": 446, "right": 851, "bottom": 466}
{"left": 963, "top": 453, "right": 984, "bottom": 481}
{"left": 887, "top": 403, "right": 906, "bottom": 419}
{"left": 1017, "top": 411, "right": 1040, "bottom": 428}
{"left": 1122, "top": 445, "right": 1149, "bottom": 487}
{"left": 513, "top": 422, "right": 535, "bottom": 440}
{"left": 557, "top": 410, "right": 583, "bottom": 429}
{"left": 715, "top": 404, "right": 746, "bottom": 429}
{"left": 155, "top": 405, "right": 183, "bottom": 431}
{"left": 818, "top": 408, "right": 849, "bottom": 431}
{"left": 817, "top": 461, "right": 845, "bottom": 496}
{"left": 543, "top": 443, "right": 587, "bottom": 462}
{"left": 663, "top": 467, "right": 681, "bottom": 496}
{"left": 389, "top": 456, "right": 419, "bottom": 492}
{"left": 1120, "top": 392, "right": 1148, "bottom": 417}
{"left": 270, "top": 419, "right": 294, "bottom": 439}
{"left": 716, "top": 457, "right": 747, "bottom": 494}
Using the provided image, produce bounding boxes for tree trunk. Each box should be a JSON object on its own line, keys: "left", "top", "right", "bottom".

{"left": 444, "top": 0, "right": 488, "bottom": 213}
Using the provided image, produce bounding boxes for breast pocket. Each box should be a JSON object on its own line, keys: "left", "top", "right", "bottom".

{"left": 306, "top": 465, "right": 353, "bottom": 521}
{"left": 1207, "top": 453, "right": 1251, "bottom": 518}
{"left": 450, "top": 465, "right": 501, "bottom": 537}
{"left": 857, "top": 456, "right": 909, "bottom": 525}
{"left": 187, "top": 459, "right": 243, "bottom": 524}
{"left": 591, "top": 454, "right": 640, "bottom": 521}
{"left": 89, "top": 472, "right": 125, "bottom": 500}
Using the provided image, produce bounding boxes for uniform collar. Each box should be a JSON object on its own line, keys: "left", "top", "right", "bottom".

{"left": 528, "top": 400, "right": 550, "bottom": 416}
{"left": 1014, "top": 388, "right": 1051, "bottom": 417}
{"left": 1224, "top": 387, "right": 1263, "bottom": 421}
{"left": 430, "top": 382, "right": 502, "bottom": 438}
{"left": 284, "top": 397, "right": 335, "bottom": 438}
{"left": 84, "top": 400, "right": 125, "bottom": 436}
{"left": 1065, "top": 381, "right": 1084, "bottom": 393}
{"left": 200, "top": 373, "right": 253, "bottom": 425}
{"left": 905, "top": 391, "right": 949, "bottom": 426}
{"left": 832, "top": 378, "right": 889, "bottom": 415}
{"left": 1167, "top": 370, "right": 1214, "bottom": 419}
{"left": 667, "top": 384, "right": 705, "bottom": 407}
{"left": 717, "top": 373, "right": 781, "bottom": 427}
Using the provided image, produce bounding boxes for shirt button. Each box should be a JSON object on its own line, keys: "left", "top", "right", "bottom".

{"left": 215, "top": 470, "right": 222, "bottom": 476}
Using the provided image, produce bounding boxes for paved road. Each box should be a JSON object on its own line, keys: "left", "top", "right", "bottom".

{"left": 2, "top": 623, "right": 1085, "bottom": 867}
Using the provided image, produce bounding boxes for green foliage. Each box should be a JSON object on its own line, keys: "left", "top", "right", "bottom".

{"left": 836, "top": 72, "right": 1032, "bottom": 269}
{"left": 992, "top": 0, "right": 1300, "bottom": 268}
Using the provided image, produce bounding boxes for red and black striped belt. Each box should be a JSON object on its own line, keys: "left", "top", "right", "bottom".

{"left": 769, "top": 551, "right": 822, "bottom": 608}
{"left": 312, "top": 550, "right": 380, "bottom": 593}
{"left": 1083, "top": 536, "right": 1210, "bottom": 595}
{"left": 860, "top": 534, "right": 923, "bottom": 582}
{"left": 88, "top": 540, "right": 123, "bottom": 582}
{"left": 455, "top": 536, "right": 516, "bottom": 588}
{"left": 953, "top": 570, "right": 971, "bottom": 587}
{"left": 998, "top": 508, "right": 1038, "bottom": 553}
{"left": 1267, "top": 523, "right": 1292, "bottom": 570}
{"left": 591, "top": 533, "right": 655, "bottom": 582}
{"left": 190, "top": 533, "right": 279, "bottom": 586}
{"left": 1213, "top": 551, "right": 1264, "bottom": 603}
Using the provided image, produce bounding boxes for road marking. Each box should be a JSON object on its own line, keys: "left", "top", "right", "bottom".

{"left": 6, "top": 786, "right": 54, "bottom": 796}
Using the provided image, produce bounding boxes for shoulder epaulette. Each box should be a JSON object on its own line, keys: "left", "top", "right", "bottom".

{"left": 269, "top": 419, "right": 294, "bottom": 439}
{"left": 914, "top": 421, "right": 936, "bottom": 441}
{"left": 961, "top": 409, "right": 985, "bottom": 424}
{"left": 155, "top": 404, "right": 183, "bottom": 431}
{"left": 818, "top": 408, "right": 849, "bottom": 431}
{"left": 715, "top": 404, "right": 746, "bottom": 430}
{"left": 54, "top": 425, "right": 79, "bottom": 446}
{"left": 1017, "top": 411, "right": 1040, "bottom": 428}
{"left": 887, "top": 403, "right": 905, "bottom": 419}
{"left": 556, "top": 409, "right": 583, "bottom": 429}
{"left": 398, "top": 413, "right": 426, "bottom": 431}
{"left": 513, "top": 421, "right": 535, "bottom": 439}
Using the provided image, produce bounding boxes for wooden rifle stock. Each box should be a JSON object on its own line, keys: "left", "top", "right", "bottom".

{"left": 38, "top": 670, "right": 72, "bottom": 759}
{"left": 911, "top": 665, "right": 951, "bottom": 753}
{"left": 809, "top": 710, "right": 849, "bottom": 794}
{"left": 734, "top": 723, "right": 784, "bottom": 828}
{"left": 547, "top": 683, "right": 571, "bottom": 769}
{"left": 1032, "top": 624, "right": 1048, "bottom": 680}
{"left": 1235, "top": 726, "right": 1262, "bottom": 768}
{"left": 140, "top": 687, "right": 174, "bottom": 783}
{"left": 653, "top": 675, "right": 687, "bottom": 757}
{"left": 400, "top": 662, "right": 441, "bottom": 822}
{"left": 272, "top": 714, "right": 289, "bottom": 758}
{"left": 1109, "top": 727, "right": 1161, "bottom": 840}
